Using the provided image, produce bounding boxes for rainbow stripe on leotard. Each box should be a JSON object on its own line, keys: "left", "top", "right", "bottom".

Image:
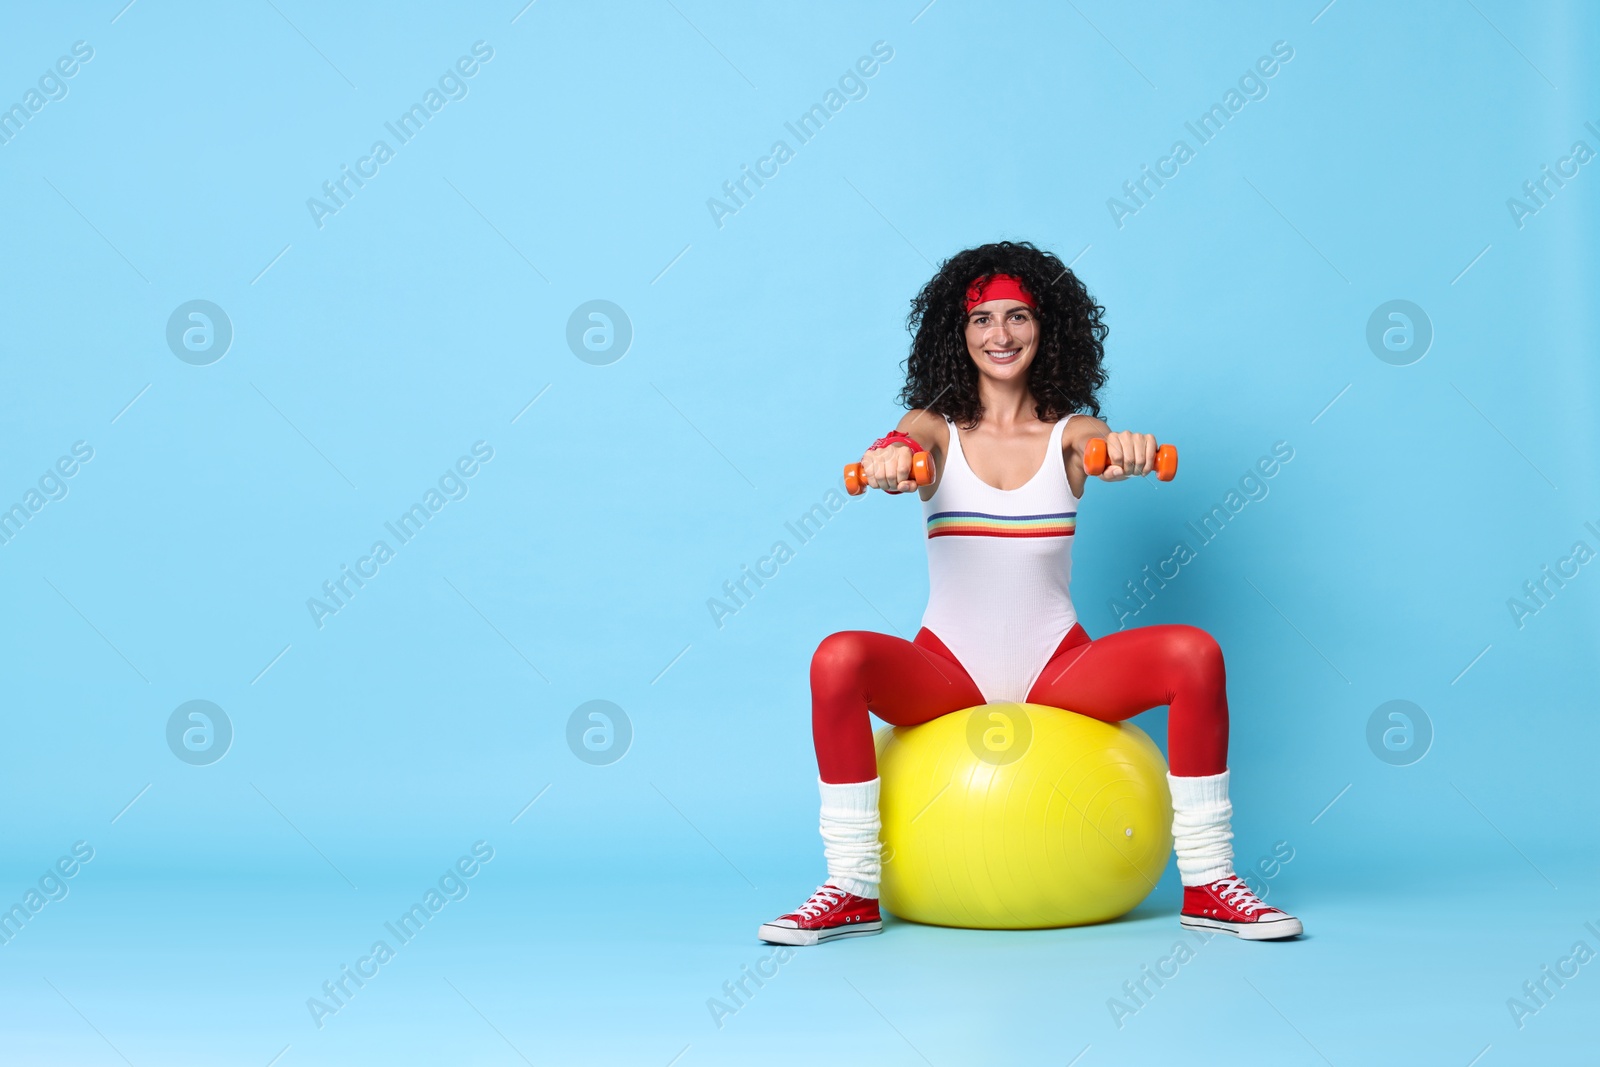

{"left": 926, "top": 511, "right": 1077, "bottom": 539}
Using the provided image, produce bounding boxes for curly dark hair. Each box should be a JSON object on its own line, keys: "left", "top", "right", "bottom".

{"left": 900, "top": 240, "right": 1108, "bottom": 428}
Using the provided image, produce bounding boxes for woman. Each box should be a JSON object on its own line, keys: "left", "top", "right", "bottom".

{"left": 759, "top": 241, "right": 1301, "bottom": 945}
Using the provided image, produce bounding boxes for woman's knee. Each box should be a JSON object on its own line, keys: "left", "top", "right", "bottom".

{"left": 1162, "top": 625, "right": 1225, "bottom": 689}
{"left": 810, "top": 631, "right": 874, "bottom": 701}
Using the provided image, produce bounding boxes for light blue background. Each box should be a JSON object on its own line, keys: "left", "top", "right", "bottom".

{"left": 1, "top": 1, "right": 1596, "bottom": 1063}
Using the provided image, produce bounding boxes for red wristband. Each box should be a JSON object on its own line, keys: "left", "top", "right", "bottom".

{"left": 869, "top": 430, "right": 926, "bottom": 455}
{"left": 866, "top": 431, "right": 926, "bottom": 494}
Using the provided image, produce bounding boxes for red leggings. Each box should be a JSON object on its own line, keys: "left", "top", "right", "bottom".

{"left": 811, "top": 624, "right": 1228, "bottom": 783}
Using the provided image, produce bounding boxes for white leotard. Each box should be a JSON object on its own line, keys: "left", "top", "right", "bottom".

{"left": 920, "top": 415, "right": 1080, "bottom": 703}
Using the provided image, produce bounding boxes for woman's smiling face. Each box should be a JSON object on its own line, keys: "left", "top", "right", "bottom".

{"left": 964, "top": 299, "right": 1039, "bottom": 381}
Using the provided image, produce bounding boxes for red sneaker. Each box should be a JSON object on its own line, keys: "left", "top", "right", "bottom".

{"left": 1180, "top": 875, "right": 1303, "bottom": 940}
{"left": 758, "top": 885, "right": 883, "bottom": 946}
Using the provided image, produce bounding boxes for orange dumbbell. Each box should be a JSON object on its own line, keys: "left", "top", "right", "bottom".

{"left": 844, "top": 451, "right": 934, "bottom": 495}
{"left": 1083, "top": 437, "right": 1179, "bottom": 481}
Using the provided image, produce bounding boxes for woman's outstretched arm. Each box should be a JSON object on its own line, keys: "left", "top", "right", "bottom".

{"left": 1062, "top": 416, "right": 1158, "bottom": 497}
{"left": 855, "top": 408, "right": 951, "bottom": 497}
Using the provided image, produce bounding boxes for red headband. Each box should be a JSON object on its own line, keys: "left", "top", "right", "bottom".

{"left": 965, "top": 273, "right": 1036, "bottom": 312}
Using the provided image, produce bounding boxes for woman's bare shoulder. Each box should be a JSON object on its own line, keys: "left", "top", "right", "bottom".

{"left": 1062, "top": 413, "right": 1109, "bottom": 450}
{"left": 898, "top": 409, "right": 949, "bottom": 452}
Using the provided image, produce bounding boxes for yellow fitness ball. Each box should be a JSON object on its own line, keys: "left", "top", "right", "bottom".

{"left": 874, "top": 703, "right": 1173, "bottom": 929}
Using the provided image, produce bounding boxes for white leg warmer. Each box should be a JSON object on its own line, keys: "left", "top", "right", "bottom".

{"left": 1167, "top": 770, "right": 1234, "bottom": 886}
{"left": 818, "top": 777, "right": 881, "bottom": 898}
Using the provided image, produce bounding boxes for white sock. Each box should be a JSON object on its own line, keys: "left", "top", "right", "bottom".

{"left": 818, "top": 777, "right": 881, "bottom": 898}
{"left": 1167, "top": 770, "right": 1234, "bottom": 886}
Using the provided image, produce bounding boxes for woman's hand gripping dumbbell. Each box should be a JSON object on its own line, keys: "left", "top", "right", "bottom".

{"left": 844, "top": 444, "right": 935, "bottom": 495}
{"left": 1083, "top": 433, "right": 1179, "bottom": 481}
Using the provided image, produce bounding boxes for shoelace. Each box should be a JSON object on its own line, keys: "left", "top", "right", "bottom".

{"left": 1212, "top": 876, "right": 1267, "bottom": 915}
{"left": 794, "top": 885, "right": 845, "bottom": 919}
